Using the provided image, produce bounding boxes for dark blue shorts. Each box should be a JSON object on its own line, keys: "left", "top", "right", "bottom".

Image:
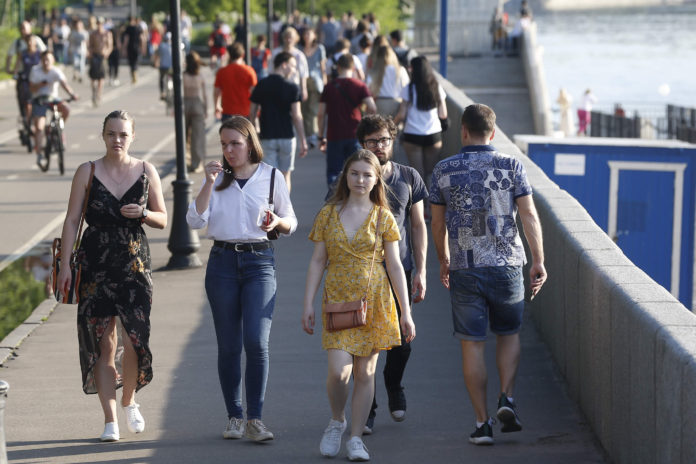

{"left": 449, "top": 266, "right": 524, "bottom": 341}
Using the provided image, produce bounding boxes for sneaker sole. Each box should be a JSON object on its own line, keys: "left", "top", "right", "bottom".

{"left": 245, "top": 433, "right": 274, "bottom": 442}
{"left": 469, "top": 436, "right": 494, "bottom": 445}
{"left": 100, "top": 435, "right": 119, "bottom": 442}
{"left": 223, "top": 432, "right": 243, "bottom": 439}
{"left": 497, "top": 406, "right": 522, "bottom": 433}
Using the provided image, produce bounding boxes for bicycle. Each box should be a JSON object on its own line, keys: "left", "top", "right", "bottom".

{"left": 36, "top": 97, "right": 73, "bottom": 175}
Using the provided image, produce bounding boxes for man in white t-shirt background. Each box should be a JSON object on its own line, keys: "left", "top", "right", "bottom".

{"left": 29, "top": 51, "right": 78, "bottom": 160}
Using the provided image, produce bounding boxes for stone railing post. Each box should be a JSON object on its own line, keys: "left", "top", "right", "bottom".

{"left": 0, "top": 380, "right": 8, "bottom": 464}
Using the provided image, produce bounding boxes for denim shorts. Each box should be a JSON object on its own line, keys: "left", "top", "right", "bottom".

{"left": 261, "top": 138, "right": 296, "bottom": 172}
{"left": 449, "top": 266, "right": 524, "bottom": 341}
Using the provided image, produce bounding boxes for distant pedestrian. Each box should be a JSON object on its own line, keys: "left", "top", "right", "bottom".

{"left": 250, "top": 51, "right": 308, "bottom": 192}
{"left": 208, "top": 20, "right": 230, "bottom": 71}
{"left": 121, "top": 15, "right": 146, "bottom": 83}
{"left": 303, "top": 149, "right": 416, "bottom": 461}
{"left": 327, "top": 38, "right": 364, "bottom": 82}
{"left": 213, "top": 42, "right": 257, "bottom": 120}
{"left": 52, "top": 17, "right": 70, "bottom": 63}
{"left": 320, "top": 9, "right": 341, "bottom": 51}
{"left": 57, "top": 110, "right": 168, "bottom": 442}
{"left": 250, "top": 34, "right": 271, "bottom": 79}
{"left": 317, "top": 53, "right": 376, "bottom": 185}
{"left": 271, "top": 27, "right": 309, "bottom": 101}
{"left": 367, "top": 44, "right": 410, "bottom": 119}
{"left": 107, "top": 21, "right": 121, "bottom": 86}
{"left": 153, "top": 32, "right": 173, "bottom": 100}
{"left": 186, "top": 116, "right": 297, "bottom": 443}
{"left": 183, "top": 51, "right": 207, "bottom": 173}
{"left": 299, "top": 27, "right": 327, "bottom": 148}
{"left": 68, "top": 19, "right": 89, "bottom": 82}
{"left": 87, "top": 16, "right": 112, "bottom": 106}
{"left": 577, "top": 88, "right": 597, "bottom": 135}
{"left": 394, "top": 55, "right": 447, "bottom": 214}
{"left": 389, "top": 30, "right": 417, "bottom": 71}
{"left": 430, "top": 103, "right": 546, "bottom": 446}
{"left": 556, "top": 88, "right": 575, "bottom": 137}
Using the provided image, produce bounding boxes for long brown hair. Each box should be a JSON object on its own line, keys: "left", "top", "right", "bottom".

{"left": 368, "top": 44, "right": 399, "bottom": 97}
{"left": 327, "top": 149, "right": 389, "bottom": 209}
{"left": 215, "top": 116, "right": 264, "bottom": 191}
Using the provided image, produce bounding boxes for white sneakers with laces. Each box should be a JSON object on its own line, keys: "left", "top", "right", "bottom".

{"left": 123, "top": 403, "right": 145, "bottom": 433}
{"left": 320, "top": 418, "right": 347, "bottom": 457}
{"left": 346, "top": 436, "right": 370, "bottom": 461}
{"left": 223, "top": 417, "right": 245, "bottom": 439}
{"left": 100, "top": 422, "right": 119, "bottom": 442}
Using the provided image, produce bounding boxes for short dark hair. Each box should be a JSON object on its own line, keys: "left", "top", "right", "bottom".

{"left": 356, "top": 114, "right": 397, "bottom": 143}
{"left": 273, "top": 51, "right": 294, "bottom": 69}
{"left": 337, "top": 53, "right": 354, "bottom": 70}
{"left": 389, "top": 30, "right": 403, "bottom": 43}
{"left": 461, "top": 103, "right": 496, "bottom": 138}
{"left": 227, "top": 42, "right": 245, "bottom": 60}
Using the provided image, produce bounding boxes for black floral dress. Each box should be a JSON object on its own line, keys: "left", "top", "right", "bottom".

{"left": 76, "top": 163, "right": 153, "bottom": 394}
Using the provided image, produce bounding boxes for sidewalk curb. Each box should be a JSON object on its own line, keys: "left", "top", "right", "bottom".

{"left": 0, "top": 299, "right": 59, "bottom": 365}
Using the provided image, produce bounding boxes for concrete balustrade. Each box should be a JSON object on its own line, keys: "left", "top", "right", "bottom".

{"left": 438, "top": 75, "right": 696, "bottom": 464}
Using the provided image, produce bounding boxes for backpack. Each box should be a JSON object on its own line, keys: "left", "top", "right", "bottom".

{"left": 212, "top": 30, "right": 225, "bottom": 48}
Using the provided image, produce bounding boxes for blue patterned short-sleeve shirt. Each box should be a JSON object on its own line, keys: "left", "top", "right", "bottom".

{"left": 429, "top": 145, "right": 532, "bottom": 270}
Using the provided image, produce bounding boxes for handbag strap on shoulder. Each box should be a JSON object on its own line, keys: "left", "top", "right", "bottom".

{"left": 362, "top": 206, "right": 382, "bottom": 299}
{"left": 268, "top": 167, "right": 276, "bottom": 209}
{"left": 73, "top": 161, "right": 95, "bottom": 255}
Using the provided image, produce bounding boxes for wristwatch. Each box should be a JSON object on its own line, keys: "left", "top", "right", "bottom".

{"left": 141, "top": 207, "right": 149, "bottom": 222}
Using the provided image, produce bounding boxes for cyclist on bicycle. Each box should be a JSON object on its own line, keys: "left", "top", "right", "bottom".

{"left": 28, "top": 51, "right": 78, "bottom": 162}
{"left": 5, "top": 21, "right": 46, "bottom": 140}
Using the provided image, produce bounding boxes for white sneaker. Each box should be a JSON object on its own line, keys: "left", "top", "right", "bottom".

{"left": 346, "top": 436, "right": 370, "bottom": 461}
{"left": 223, "top": 417, "right": 245, "bottom": 439}
{"left": 319, "top": 418, "right": 347, "bottom": 457}
{"left": 123, "top": 403, "right": 145, "bottom": 433}
{"left": 100, "top": 422, "right": 119, "bottom": 442}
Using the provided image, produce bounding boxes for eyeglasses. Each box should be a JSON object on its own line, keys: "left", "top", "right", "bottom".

{"left": 363, "top": 137, "right": 393, "bottom": 149}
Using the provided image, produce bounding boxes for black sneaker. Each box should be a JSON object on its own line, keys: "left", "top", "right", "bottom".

{"left": 469, "top": 421, "right": 494, "bottom": 445}
{"left": 387, "top": 388, "right": 407, "bottom": 422}
{"left": 496, "top": 393, "right": 522, "bottom": 433}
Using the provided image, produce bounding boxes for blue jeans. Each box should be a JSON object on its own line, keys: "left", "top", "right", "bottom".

{"left": 205, "top": 245, "right": 276, "bottom": 420}
{"left": 449, "top": 266, "right": 524, "bottom": 341}
{"left": 326, "top": 138, "right": 361, "bottom": 186}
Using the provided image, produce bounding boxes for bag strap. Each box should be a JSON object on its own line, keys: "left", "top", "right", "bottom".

{"left": 73, "top": 161, "right": 95, "bottom": 256}
{"left": 362, "top": 206, "right": 382, "bottom": 299}
{"left": 333, "top": 80, "right": 358, "bottom": 108}
{"left": 268, "top": 167, "right": 276, "bottom": 210}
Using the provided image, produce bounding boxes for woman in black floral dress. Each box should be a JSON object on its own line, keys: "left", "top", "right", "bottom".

{"left": 57, "top": 110, "right": 167, "bottom": 442}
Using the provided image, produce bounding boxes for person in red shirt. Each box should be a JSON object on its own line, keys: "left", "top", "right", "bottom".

{"left": 208, "top": 21, "right": 230, "bottom": 70}
{"left": 317, "top": 53, "right": 376, "bottom": 185}
{"left": 214, "top": 42, "right": 257, "bottom": 120}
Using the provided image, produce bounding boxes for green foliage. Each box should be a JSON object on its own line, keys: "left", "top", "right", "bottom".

{"left": 0, "top": 260, "right": 47, "bottom": 341}
{"left": 0, "top": 25, "right": 17, "bottom": 80}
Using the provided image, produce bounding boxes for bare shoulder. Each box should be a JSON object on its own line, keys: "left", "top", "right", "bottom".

{"left": 74, "top": 161, "right": 94, "bottom": 184}
{"left": 141, "top": 160, "right": 161, "bottom": 180}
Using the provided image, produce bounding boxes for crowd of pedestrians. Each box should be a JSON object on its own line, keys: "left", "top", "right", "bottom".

{"left": 7, "top": 6, "right": 549, "bottom": 463}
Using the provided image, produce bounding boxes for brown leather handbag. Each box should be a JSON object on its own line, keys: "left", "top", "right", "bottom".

{"left": 323, "top": 207, "right": 382, "bottom": 332}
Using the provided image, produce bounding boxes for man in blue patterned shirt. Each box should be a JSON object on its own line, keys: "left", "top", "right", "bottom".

{"left": 430, "top": 104, "right": 546, "bottom": 445}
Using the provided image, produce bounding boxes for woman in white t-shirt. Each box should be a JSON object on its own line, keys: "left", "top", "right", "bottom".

{"left": 367, "top": 44, "right": 409, "bottom": 118}
{"left": 394, "top": 56, "right": 447, "bottom": 193}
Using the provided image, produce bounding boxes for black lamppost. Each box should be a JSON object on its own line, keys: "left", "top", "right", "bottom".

{"left": 166, "top": 0, "right": 201, "bottom": 269}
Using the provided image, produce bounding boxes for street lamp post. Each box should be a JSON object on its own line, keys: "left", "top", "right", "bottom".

{"left": 440, "top": 0, "right": 448, "bottom": 78}
{"left": 166, "top": 0, "right": 201, "bottom": 269}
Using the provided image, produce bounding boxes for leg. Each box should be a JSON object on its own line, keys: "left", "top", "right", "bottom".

{"left": 283, "top": 170, "right": 292, "bottom": 193}
{"left": 496, "top": 333, "right": 521, "bottom": 396}
{"left": 460, "top": 340, "right": 488, "bottom": 423}
{"left": 423, "top": 141, "right": 443, "bottom": 190}
{"left": 34, "top": 116, "right": 46, "bottom": 155}
{"left": 240, "top": 249, "right": 276, "bottom": 420}
{"left": 326, "top": 349, "right": 353, "bottom": 422}
{"left": 94, "top": 317, "right": 119, "bottom": 423}
{"left": 402, "top": 140, "right": 425, "bottom": 181}
{"left": 350, "top": 352, "right": 379, "bottom": 438}
{"left": 119, "top": 320, "right": 139, "bottom": 407}
{"left": 205, "top": 248, "right": 244, "bottom": 419}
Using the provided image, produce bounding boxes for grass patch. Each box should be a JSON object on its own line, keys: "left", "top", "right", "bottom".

{"left": 0, "top": 259, "right": 47, "bottom": 340}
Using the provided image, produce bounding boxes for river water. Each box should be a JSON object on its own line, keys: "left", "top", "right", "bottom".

{"left": 534, "top": 4, "right": 696, "bottom": 119}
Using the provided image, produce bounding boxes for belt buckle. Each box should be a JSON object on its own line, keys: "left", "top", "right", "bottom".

{"left": 234, "top": 243, "right": 246, "bottom": 252}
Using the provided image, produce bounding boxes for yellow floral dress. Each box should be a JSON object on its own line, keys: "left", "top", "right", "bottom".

{"left": 309, "top": 204, "right": 402, "bottom": 356}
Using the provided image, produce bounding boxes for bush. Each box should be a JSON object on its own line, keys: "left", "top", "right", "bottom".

{"left": 0, "top": 26, "right": 19, "bottom": 80}
{"left": 0, "top": 260, "right": 47, "bottom": 341}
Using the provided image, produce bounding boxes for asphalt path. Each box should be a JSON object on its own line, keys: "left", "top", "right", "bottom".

{"left": 0, "top": 65, "right": 607, "bottom": 463}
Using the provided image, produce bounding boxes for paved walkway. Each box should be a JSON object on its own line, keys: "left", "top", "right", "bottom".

{"left": 0, "top": 65, "right": 605, "bottom": 463}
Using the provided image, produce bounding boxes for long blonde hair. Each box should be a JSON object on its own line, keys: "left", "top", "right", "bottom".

{"left": 368, "top": 45, "right": 399, "bottom": 97}
{"left": 327, "top": 150, "right": 389, "bottom": 209}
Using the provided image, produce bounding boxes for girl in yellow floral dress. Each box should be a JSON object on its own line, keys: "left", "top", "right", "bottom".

{"left": 303, "top": 149, "right": 416, "bottom": 461}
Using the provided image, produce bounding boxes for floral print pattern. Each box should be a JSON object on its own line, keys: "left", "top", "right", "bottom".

{"left": 309, "top": 205, "right": 402, "bottom": 357}
{"left": 76, "top": 171, "right": 153, "bottom": 394}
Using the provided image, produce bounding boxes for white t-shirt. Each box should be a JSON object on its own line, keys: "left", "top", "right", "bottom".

{"left": 29, "top": 66, "right": 65, "bottom": 99}
{"left": 367, "top": 65, "right": 410, "bottom": 98}
{"left": 401, "top": 83, "right": 446, "bottom": 136}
